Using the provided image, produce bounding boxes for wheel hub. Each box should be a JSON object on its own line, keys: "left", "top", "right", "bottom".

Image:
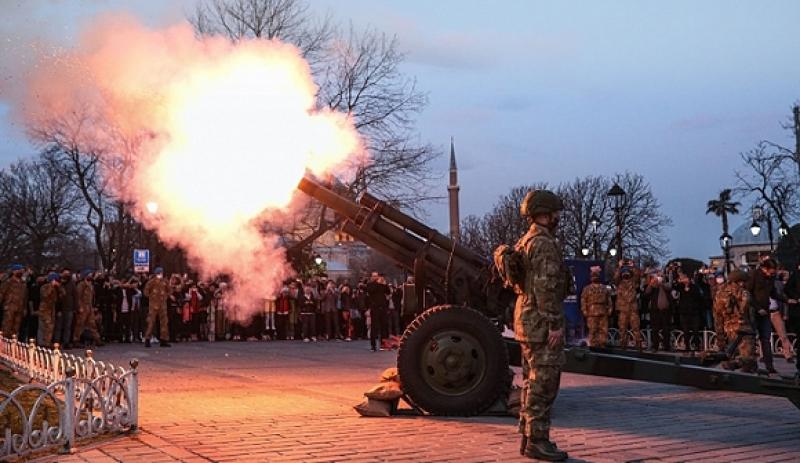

{"left": 420, "top": 330, "right": 487, "bottom": 396}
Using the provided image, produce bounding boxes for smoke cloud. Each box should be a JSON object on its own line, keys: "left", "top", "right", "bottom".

{"left": 5, "top": 14, "right": 364, "bottom": 317}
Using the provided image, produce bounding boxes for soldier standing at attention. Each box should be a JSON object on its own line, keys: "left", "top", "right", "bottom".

{"left": 73, "top": 270, "right": 102, "bottom": 346}
{"left": 38, "top": 273, "right": 64, "bottom": 347}
{"left": 144, "top": 267, "right": 171, "bottom": 348}
{"left": 615, "top": 260, "right": 642, "bottom": 349}
{"left": 718, "top": 270, "right": 756, "bottom": 372}
{"left": 504, "top": 189, "right": 570, "bottom": 461}
{"left": 1, "top": 264, "right": 28, "bottom": 338}
{"left": 581, "top": 266, "right": 612, "bottom": 348}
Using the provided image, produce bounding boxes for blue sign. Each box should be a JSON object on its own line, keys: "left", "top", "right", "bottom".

{"left": 133, "top": 249, "right": 150, "bottom": 273}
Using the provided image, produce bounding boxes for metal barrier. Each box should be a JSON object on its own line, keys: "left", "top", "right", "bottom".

{"left": 607, "top": 328, "right": 798, "bottom": 355}
{"left": 0, "top": 333, "right": 138, "bottom": 459}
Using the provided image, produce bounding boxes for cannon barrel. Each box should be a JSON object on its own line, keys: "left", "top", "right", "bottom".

{"left": 358, "top": 192, "right": 487, "bottom": 268}
{"left": 297, "top": 176, "right": 482, "bottom": 281}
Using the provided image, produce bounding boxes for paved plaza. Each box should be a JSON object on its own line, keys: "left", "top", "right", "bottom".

{"left": 39, "top": 340, "right": 800, "bottom": 463}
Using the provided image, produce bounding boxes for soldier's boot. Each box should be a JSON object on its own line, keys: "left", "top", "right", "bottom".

{"left": 520, "top": 435, "right": 527, "bottom": 456}
{"left": 525, "top": 439, "right": 567, "bottom": 461}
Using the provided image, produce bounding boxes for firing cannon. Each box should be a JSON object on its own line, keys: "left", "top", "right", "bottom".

{"left": 298, "top": 176, "right": 515, "bottom": 415}
{"left": 298, "top": 176, "right": 800, "bottom": 415}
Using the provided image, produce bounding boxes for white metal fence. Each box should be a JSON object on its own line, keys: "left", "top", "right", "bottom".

{"left": 607, "top": 328, "right": 798, "bottom": 354}
{"left": 0, "top": 334, "right": 138, "bottom": 459}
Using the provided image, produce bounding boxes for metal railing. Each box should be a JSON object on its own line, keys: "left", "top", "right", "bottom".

{"left": 607, "top": 328, "right": 798, "bottom": 354}
{"left": 0, "top": 333, "right": 138, "bottom": 459}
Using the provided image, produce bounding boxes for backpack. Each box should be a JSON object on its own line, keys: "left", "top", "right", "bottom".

{"left": 493, "top": 244, "right": 526, "bottom": 289}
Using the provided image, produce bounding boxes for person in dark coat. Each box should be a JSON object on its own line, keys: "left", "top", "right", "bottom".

{"left": 747, "top": 258, "right": 783, "bottom": 374}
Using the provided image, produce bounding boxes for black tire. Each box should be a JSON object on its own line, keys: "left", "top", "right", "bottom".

{"left": 397, "top": 304, "right": 511, "bottom": 416}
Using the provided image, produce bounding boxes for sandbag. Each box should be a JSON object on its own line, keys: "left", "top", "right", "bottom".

{"left": 353, "top": 398, "right": 392, "bottom": 417}
{"left": 380, "top": 367, "right": 399, "bottom": 383}
{"left": 364, "top": 381, "right": 403, "bottom": 401}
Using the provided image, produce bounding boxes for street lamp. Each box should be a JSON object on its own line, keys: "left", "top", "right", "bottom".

{"left": 719, "top": 233, "right": 732, "bottom": 275}
{"left": 607, "top": 183, "right": 626, "bottom": 260}
{"left": 779, "top": 222, "right": 790, "bottom": 237}
{"left": 609, "top": 248, "right": 618, "bottom": 257}
{"left": 750, "top": 220, "right": 761, "bottom": 237}
{"left": 314, "top": 254, "right": 323, "bottom": 266}
{"left": 589, "top": 213, "right": 601, "bottom": 259}
{"left": 581, "top": 247, "right": 590, "bottom": 257}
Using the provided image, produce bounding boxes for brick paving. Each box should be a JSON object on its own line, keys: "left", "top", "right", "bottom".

{"left": 35, "top": 340, "right": 800, "bottom": 462}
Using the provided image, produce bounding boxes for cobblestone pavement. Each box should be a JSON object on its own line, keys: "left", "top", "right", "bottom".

{"left": 38, "top": 340, "right": 800, "bottom": 463}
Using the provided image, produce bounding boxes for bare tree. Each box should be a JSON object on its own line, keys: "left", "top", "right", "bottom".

{"left": 0, "top": 158, "right": 81, "bottom": 270}
{"left": 461, "top": 173, "right": 671, "bottom": 262}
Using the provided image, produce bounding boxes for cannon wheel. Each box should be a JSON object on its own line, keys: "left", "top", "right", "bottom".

{"left": 397, "top": 304, "right": 511, "bottom": 416}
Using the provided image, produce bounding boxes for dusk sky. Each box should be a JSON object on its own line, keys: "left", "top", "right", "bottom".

{"left": 1, "top": 1, "right": 799, "bottom": 261}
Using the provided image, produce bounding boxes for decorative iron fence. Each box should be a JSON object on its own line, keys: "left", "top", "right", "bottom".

{"left": 607, "top": 328, "right": 797, "bottom": 354}
{"left": 0, "top": 334, "right": 138, "bottom": 459}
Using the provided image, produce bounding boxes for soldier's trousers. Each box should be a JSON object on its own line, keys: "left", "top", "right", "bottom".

{"left": 725, "top": 326, "right": 756, "bottom": 371}
{"left": 73, "top": 307, "right": 101, "bottom": 343}
{"left": 37, "top": 312, "right": 55, "bottom": 347}
{"left": 145, "top": 304, "right": 170, "bottom": 340}
{"left": 617, "top": 310, "right": 641, "bottom": 347}
{"left": 518, "top": 342, "right": 562, "bottom": 440}
{"left": 713, "top": 310, "right": 727, "bottom": 350}
{"left": 585, "top": 315, "right": 608, "bottom": 347}
{"left": 1, "top": 306, "right": 24, "bottom": 338}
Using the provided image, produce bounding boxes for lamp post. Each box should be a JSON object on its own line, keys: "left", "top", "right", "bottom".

{"left": 750, "top": 206, "right": 775, "bottom": 252}
{"left": 589, "top": 213, "right": 600, "bottom": 259}
{"left": 719, "top": 233, "right": 732, "bottom": 275}
{"left": 607, "top": 183, "right": 626, "bottom": 260}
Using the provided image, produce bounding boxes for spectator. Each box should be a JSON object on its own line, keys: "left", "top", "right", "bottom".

{"left": 366, "top": 272, "right": 390, "bottom": 351}
{"left": 772, "top": 269, "right": 795, "bottom": 361}
{"left": 300, "top": 285, "right": 318, "bottom": 342}
{"left": 747, "top": 258, "right": 782, "bottom": 374}
{"left": 339, "top": 281, "right": 354, "bottom": 341}
{"left": 389, "top": 284, "right": 402, "bottom": 336}
{"left": 674, "top": 272, "right": 703, "bottom": 350}
{"left": 320, "top": 280, "right": 340, "bottom": 340}
{"left": 645, "top": 272, "right": 674, "bottom": 352}
{"left": 53, "top": 268, "right": 77, "bottom": 349}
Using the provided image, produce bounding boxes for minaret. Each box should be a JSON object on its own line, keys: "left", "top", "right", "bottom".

{"left": 448, "top": 137, "right": 461, "bottom": 241}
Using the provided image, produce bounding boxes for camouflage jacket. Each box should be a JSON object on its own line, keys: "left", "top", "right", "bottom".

{"left": 76, "top": 280, "right": 94, "bottom": 311}
{"left": 513, "top": 224, "right": 571, "bottom": 344}
{"left": 144, "top": 277, "right": 170, "bottom": 307}
{"left": 715, "top": 283, "right": 751, "bottom": 332}
{"left": 0, "top": 277, "right": 27, "bottom": 312}
{"left": 39, "top": 283, "right": 65, "bottom": 314}
{"left": 614, "top": 269, "right": 640, "bottom": 309}
{"left": 581, "top": 283, "right": 612, "bottom": 317}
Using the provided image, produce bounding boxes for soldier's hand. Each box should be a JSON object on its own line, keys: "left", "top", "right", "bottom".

{"left": 547, "top": 328, "right": 563, "bottom": 350}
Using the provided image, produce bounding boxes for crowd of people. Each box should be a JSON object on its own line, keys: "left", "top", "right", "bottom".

{"left": 0, "top": 264, "right": 414, "bottom": 352}
{"left": 579, "top": 256, "right": 800, "bottom": 374}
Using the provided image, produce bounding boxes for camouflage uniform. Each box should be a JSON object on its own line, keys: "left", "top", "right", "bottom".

{"left": 614, "top": 269, "right": 641, "bottom": 348}
{"left": 0, "top": 276, "right": 28, "bottom": 338}
{"left": 38, "top": 282, "right": 64, "bottom": 347}
{"left": 710, "top": 283, "right": 728, "bottom": 350}
{"left": 144, "top": 277, "right": 170, "bottom": 340}
{"left": 717, "top": 281, "right": 755, "bottom": 371}
{"left": 581, "top": 282, "right": 612, "bottom": 347}
{"left": 514, "top": 223, "right": 570, "bottom": 442}
{"left": 73, "top": 280, "right": 101, "bottom": 343}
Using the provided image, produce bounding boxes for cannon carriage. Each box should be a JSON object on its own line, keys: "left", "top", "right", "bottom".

{"left": 297, "top": 176, "right": 800, "bottom": 415}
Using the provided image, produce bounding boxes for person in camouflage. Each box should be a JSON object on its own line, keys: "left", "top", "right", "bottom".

{"left": 37, "top": 273, "right": 64, "bottom": 347}
{"left": 614, "top": 261, "right": 641, "bottom": 349}
{"left": 73, "top": 269, "right": 102, "bottom": 346}
{"left": 511, "top": 189, "right": 571, "bottom": 461}
{"left": 718, "top": 270, "right": 756, "bottom": 372}
{"left": 143, "top": 267, "right": 171, "bottom": 348}
{"left": 581, "top": 266, "right": 612, "bottom": 348}
{"left": 711, "top": 273, "right": 730, "bottom": 351}
{"left": 0, "top": 264, "right": 28, "bottom": 338}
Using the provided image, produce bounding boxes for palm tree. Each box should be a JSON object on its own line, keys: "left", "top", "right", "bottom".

{"left": 706, "top": 189, "right": 740, "bottom": 238}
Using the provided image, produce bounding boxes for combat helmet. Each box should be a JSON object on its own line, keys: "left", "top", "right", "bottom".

{"left": 520, "top": 190, "right": 563, "bottom": 217}
{"left": 728, "top": 269, "right": 748, "bottom": 283}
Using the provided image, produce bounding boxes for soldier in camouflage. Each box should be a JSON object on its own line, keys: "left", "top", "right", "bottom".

{"left": 710, "top": 272, "right": 730, "bottom": 351}
{"left": 143, "top": 267, "right": 171, "bottom": 348}
{"left": 717, "top": 270, "right": 756, "bottom": 372}
{"left": 512, "top": 189, "right": 570, "bottom": 461}
{"left": 38, "top": 273, "right": 64, "bottom": 347}
{"left": 73, "top": 269, "right": 102, "bottom": 346}
{"left": 581, "top": 267, "right": 612, "bottom": 348}
{"left": 0, "top": 264, "right": 28, "bottom": 338}
{"left": 614, "top": 261, "right": 641, "bottom": 349}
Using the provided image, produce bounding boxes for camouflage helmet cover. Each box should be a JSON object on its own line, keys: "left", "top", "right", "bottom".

{"left": 728, "top": 269, "right": 748, "bottom": 283}
{"left": 520, "top": 189, "right": 564, "bottom": 217}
